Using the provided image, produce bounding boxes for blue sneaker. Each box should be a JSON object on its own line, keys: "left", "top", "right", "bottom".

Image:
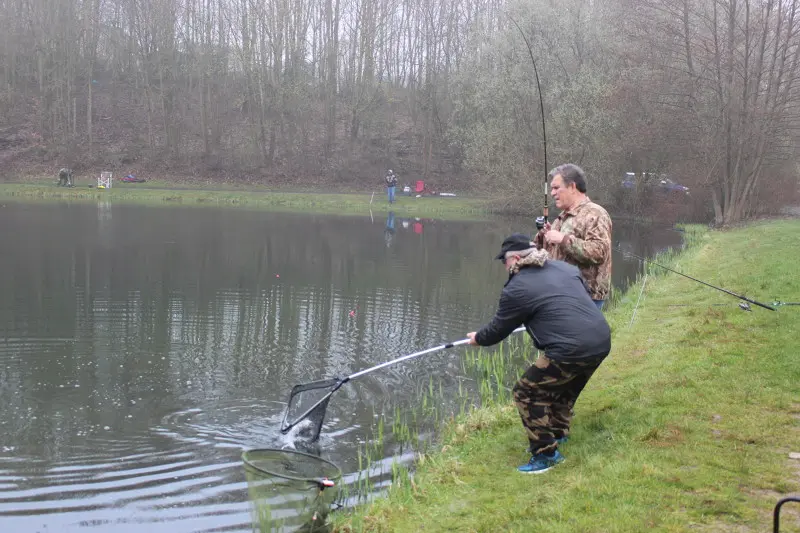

{"left": 518, "top": 450, "right": 565, "bottom": 474}
{"left": 525, "top": 436, "right": 567, "bottom": 454}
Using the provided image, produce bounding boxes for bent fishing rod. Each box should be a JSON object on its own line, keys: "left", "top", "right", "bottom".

{"left": 508, "top": 15, "right": 549, "bottom": 232}
{"left": 617, "top": 249, "right": 776, "bottom": 311}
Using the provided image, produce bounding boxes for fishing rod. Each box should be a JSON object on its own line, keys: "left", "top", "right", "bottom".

{"left": 617, "top": 248, "right": 776, "bottom": 311}
{"left": 666, "top": 301, "right": 799, "bottom": 308}
{"left": 508, "top": 15, "right": 549, "bottom": 232}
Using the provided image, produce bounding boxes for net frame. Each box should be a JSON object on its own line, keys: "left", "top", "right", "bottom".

{"left": 279, "top": 378, "right": 347, "bottom": 441}
{"left": 242, "top": 448, "right": 342, "bottom": 532}
{"left": 242, "top": 448, "right": 342, "bottom": 483}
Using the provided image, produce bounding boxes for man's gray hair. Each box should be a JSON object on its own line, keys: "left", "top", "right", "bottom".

{"left": 548, "top": 163, "right": 587, "bottom": 193}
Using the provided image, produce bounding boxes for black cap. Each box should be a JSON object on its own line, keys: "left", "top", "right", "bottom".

{"left": 494, "top": 233, "right": 534, "bottom": 260}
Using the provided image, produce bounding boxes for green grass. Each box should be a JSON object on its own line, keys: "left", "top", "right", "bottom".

{"left": 332, "top": 220, "right": 800, "bottom": 533}
{"left": 0, "top": 182, "right": 492, "bottom": 220}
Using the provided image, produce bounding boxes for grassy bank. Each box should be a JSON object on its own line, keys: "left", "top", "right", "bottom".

{"left": 333, "top": 220, "right": 800, "bottom": 532}
{"left": 0, "top": 182, "right": 491, "bottom": 220}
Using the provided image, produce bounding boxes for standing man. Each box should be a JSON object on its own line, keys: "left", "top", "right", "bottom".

{"left": 535, "top": 163, "right": 612, "bottom": 309}
{"left": 467, "top": 233, "right": 611, "bottom": 473}
{"left": 385, "top": 169, "right": 398, "bottom": 204}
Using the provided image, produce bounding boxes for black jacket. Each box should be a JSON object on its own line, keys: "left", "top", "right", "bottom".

{"left": 475, "top": 260, "right": 611, "bottom": 361}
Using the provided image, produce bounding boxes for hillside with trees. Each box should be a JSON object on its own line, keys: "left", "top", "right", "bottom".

{"left": 0, "top": 0, "right": 797, "bottom": 224}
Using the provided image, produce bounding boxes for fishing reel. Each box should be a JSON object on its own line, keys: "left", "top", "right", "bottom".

{"left": 535, "top": 216, "right": 547, "bottom": 230}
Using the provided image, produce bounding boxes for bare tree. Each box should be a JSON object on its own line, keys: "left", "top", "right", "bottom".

{"left": 628, "top": 0, "right": 800, "bottom": 225}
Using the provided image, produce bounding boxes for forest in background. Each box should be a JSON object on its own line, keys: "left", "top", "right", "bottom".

{"left": 0, "top": 0, "right": 798, "bottom": 224}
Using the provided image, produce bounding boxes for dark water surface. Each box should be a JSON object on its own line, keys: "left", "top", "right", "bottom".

{"left": 0, "top": 202, "right": 682, "bottom": 532}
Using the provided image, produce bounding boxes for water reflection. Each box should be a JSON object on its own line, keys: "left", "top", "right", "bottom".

{"left": 384, "top": 212, "right": 396, "bottom": 249}
{"left": 0, "top": 202, "right": 682, "bottom": 532}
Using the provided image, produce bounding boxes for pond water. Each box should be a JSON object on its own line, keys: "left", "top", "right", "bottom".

{"left": 0, "top": 202, "right": 682, "bottom": 532}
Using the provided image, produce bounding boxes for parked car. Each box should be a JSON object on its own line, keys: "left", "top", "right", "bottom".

{"left": 621, "top": 172, "right": 637, "bottom": 189}
{"left": 656, "top": 178, "right": 690, "bottom": 194}
{"left": 621, "top": 172, "right": 690, "bottom": 195}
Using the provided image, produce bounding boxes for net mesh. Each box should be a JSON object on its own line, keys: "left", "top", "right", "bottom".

{"left": 243, "top": 449, "right": 342, "bottom": 533}
{"left": 281, "top": 379, "right": 341, "bottom": 442}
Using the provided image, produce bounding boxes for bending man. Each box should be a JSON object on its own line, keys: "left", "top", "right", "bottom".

{"left": 468, "top": 233, "right": 611, "bottom": 474}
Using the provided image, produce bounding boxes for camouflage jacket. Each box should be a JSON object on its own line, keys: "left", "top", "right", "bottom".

{"left": 534, "top": 197, "right": 612, "bottom": 300}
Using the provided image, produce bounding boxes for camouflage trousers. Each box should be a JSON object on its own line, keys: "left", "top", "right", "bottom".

{"left": 513, "top": 353, "right": 605, "bottom": 456}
